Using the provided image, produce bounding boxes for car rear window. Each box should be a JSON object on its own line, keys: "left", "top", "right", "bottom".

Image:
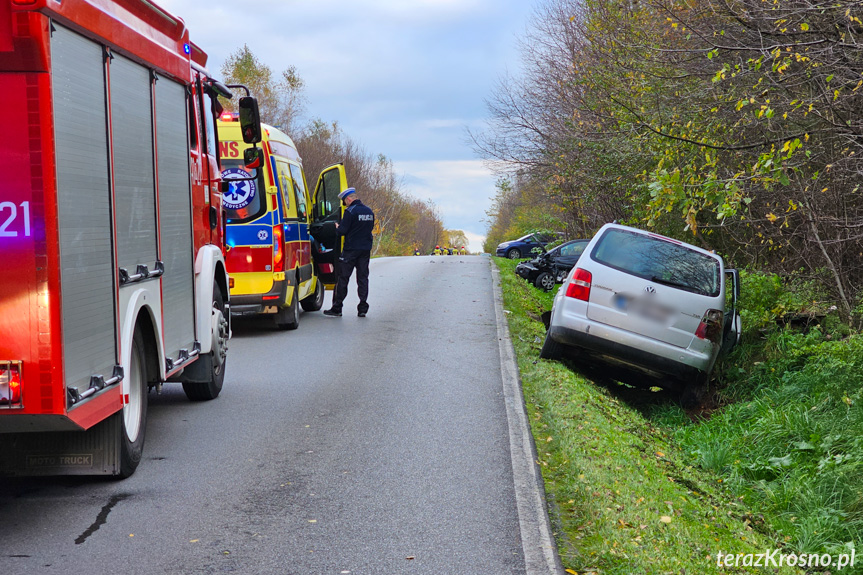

{"left": 591, "top": 228, "right": 720, "bottom": 296}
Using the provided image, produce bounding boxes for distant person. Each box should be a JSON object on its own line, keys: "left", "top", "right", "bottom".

{"left": 459, "top": 246, "right": 467, "bottom": 255}
{"left": 323, "top": 188, "right": 376, "bottom": 318}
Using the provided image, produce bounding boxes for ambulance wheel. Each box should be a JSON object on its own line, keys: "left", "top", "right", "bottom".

{"left": 539, "top": 329, "right": 564, "bottom": 361}
{"left": 506, "top": 248, "right": 522, "bottom": 259}
{"left": 182, "top": 286, "right": 227, "bottom": 401}
{"left": 301, "top": 278, "right": 325, "bottom": 312}
{"left": 118, "top": 328, "right": 149, "bottom": 478}
{"left": 275, "top": 287, "right": 300, "bottom": 330}
{"left": 535, "top": 272, "right": 555, "bottom": 291}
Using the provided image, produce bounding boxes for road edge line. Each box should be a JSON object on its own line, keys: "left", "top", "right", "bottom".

{"left": 490, "top": 261, "right": 564, "bottom": 575}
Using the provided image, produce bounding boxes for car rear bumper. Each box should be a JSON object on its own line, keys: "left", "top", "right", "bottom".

{"left": 230, "top": 278, "right": 288, "bottom": 314}
{"left": 548, "top": 314, "right": 715, "bottom": 383}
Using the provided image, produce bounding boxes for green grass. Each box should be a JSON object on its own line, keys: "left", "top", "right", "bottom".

{"left": 495, "top": 258, "right": 804, "bottom": 574}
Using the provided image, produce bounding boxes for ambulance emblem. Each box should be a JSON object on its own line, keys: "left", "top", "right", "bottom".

{"left": 221, "top": 168, "right": 257, "bottom": 210}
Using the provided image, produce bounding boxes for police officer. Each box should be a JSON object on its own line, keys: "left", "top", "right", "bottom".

{"left": 324, "top": 188, "right": 375, "bottom": 318}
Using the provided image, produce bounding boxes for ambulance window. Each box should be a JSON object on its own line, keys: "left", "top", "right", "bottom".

{"left": 289, "top": 163, "right": 308, "bottom": 220}
{"left": 318, "top": 169, "right": 340, "bottom": 221}
{"left": 221, "top": 159, "right": 266, "bottom": 224}
{"left": 276, "top": 162, "right": 292, "bottom": 217}
{"left": 187, "top": 94, "right": 199, "bottom": 151}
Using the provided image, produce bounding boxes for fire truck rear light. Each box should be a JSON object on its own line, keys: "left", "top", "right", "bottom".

{"left": 0, "top": 362, "right": 23, "bottom": 406}
{"left": 565, "top": 268, "right": 592, "bottom": 301}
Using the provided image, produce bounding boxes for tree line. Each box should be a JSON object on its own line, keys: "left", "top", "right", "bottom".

{"left": 476, "top": 0, "right": 863, "bottom": 317}
{"left": 220, "top": 45, "right": 455, "bottom": 256}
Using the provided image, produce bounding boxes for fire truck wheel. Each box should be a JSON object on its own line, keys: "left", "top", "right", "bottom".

{"left": 119, "top": 328, "right": 149, "bottom": 478}
{"left": 182, "top": 286, "right": 227, "bottom": 401}
{"left": 300, "top": 277, "right": 324, "bottom": 312}
{"left": 274, "top": 285, "right": 300, "bottom": 330}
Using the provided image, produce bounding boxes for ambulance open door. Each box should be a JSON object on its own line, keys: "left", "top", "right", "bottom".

{"left": 310, "top": 163, "right": 348, "bottom": 287}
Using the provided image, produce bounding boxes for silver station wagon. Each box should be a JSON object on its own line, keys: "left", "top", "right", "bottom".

{"left": 541, "top": 224, "right": 740, "bottom": 403}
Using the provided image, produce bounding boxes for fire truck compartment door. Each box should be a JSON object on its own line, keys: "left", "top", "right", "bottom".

{"left": 52, "top": 24, "right": 118, "bottom": 400}
{"left": 156, "top": 74, "right": 197, "bottom": 363}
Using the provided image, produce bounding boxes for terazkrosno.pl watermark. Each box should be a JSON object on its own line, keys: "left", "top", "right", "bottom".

{"left": 715, "top": 549, "right": 856, "bottom": 570}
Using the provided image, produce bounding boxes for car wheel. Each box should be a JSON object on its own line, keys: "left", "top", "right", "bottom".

{"left": 539, "top": 329, "right": 564, "bottom": 360}
{"left": 274, "top": 285, "right": 300, "bottom": 330}
{"left": 300, "top": 278, "right": 325, "bottom": 312}
{"left": 535, "top": 272, "right": 555, "bottom": 291}
{"left": 680, "top": 373, "right": 709, "bottom": 408}
{"left": 506, "top": 248, "right": 521, "bottom": 259}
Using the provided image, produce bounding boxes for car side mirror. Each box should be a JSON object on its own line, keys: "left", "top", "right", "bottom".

{"left": 238, "top": 97, "right": 262, "bottom": 144}
{"left": 244, "top": 147, "right": 264, "bottom": 170}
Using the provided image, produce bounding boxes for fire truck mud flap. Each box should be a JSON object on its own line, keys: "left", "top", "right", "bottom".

{"left": 0, "top": 415, "right": 123, "bottom": 476}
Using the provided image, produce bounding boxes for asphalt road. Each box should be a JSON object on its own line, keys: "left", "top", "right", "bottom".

{"left": 0, "top": 255, "right": 535, "bottom": 575}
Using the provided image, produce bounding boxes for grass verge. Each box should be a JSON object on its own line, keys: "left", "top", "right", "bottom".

{"left": 495, "top": 258, "right": 804, "bottom": 574}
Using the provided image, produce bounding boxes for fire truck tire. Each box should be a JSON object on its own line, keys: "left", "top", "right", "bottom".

{"left": 182, "top": 286, "right": 227, "bottom": 401}
{"left": 274, "top": 285, "right": 300, "bottom": 330}
{"left": 300, "top": 277, "right": 324, "bottom": 312}
{"left": 118, "top": 328, "right": 149, "bottom": 478}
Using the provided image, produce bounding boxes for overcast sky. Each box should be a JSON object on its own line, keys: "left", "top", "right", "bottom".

{"left": 159, "top": 0, "right": 536, "bottom": 252}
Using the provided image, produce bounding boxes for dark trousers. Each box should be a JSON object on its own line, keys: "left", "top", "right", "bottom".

{"left": 331, "top": 249, "right": 370, "bottom": 313}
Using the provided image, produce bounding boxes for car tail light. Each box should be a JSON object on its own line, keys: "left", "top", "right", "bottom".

{"left": 565, "top": 268, "right": 592, "bottom": 301}
{"left": 272, "top": 225, "right": 285, "bottom": 273}
{"left": 0, "top": 362, "right": 23, "bottom": 406}
{"left": 695, "top": 309, "right": 724, "bottom": 344}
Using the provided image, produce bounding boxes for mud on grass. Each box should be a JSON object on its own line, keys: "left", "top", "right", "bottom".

{"left": 495, "top": 258, "right": 803, "bottom": 574}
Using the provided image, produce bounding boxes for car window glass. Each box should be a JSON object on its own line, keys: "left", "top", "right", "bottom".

{"left": 187, "top": 93, "right": 199, "bottom": 151}
{"left": 560, "top": 242, "right": 586, "bottom": 257}
{"left": 289, "top": 163, "right": 308, "bottom": 220}
{"left": 317, "top": 169, "right": 340, "bottom": 221}
{"left": 221, "top": 159, "right": 266, "bottom": 223}
{"left": 202, "top": 92, "right": 218, "bottom": 158}
{"left": 275, "top": 161, "right": 292, "bottom": 217}
{"left": 591, "top": 229, "right": 720, "bottom": 296}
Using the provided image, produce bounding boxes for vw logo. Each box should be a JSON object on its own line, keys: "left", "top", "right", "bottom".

{"left": 644, "top": 286, "right": 656, "bottom": 294}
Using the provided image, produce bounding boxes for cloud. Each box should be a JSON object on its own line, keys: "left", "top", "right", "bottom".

{"left": 158, "top": 0, "right": 533, "bottom": 255}
{"left": 394, "top": 159, "right": 496, "bottom": 246}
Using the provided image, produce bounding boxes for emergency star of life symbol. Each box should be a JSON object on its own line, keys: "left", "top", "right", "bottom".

{"left": 221, "top": 168, "right": 257, "bottom": 210}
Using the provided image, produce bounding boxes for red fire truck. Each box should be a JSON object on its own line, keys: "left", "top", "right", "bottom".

{"left": 0, "top": 0, "right": 259, "bottom": 477}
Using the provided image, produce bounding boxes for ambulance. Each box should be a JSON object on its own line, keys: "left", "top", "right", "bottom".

{"left": 218, "top": 116, "right": 349, "bottom": 328}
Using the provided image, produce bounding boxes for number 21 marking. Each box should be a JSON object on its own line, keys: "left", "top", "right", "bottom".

{"left": 0, "top": 202, "right": 31, "bottom": 237}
